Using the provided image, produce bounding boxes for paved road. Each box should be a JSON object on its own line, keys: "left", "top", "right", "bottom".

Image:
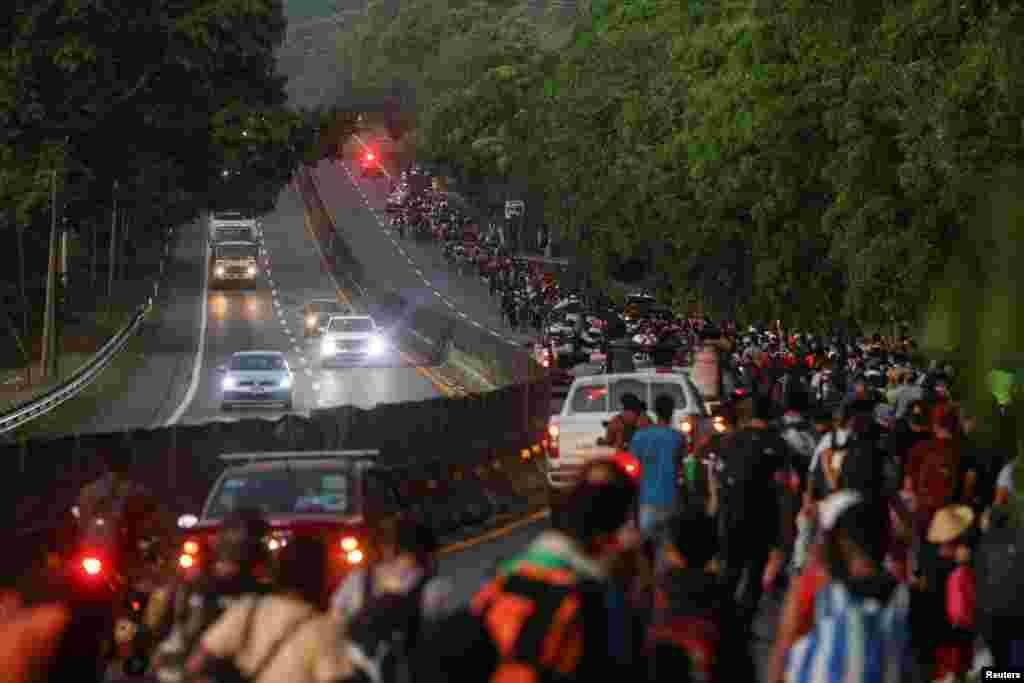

{"left": 311, "top": 157, "right": 535, "bottom": 349}
{"left": 63, "top": 220, "right": 206, "bottom": 432}
{"left": 174, "top": 183, "right": 443, "bottom": 424}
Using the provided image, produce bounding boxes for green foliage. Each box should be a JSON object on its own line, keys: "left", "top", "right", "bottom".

{"left": 331, "top": 0, "right": 1024, "bottom": 338}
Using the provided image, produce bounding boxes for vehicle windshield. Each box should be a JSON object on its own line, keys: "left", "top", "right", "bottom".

{"left": 213, "top": 211, "right": 246, "bottom": 221}
{"left": 216, "top": 245, "right": 258, "bottom": 259}
{"left": 229, "top": 355, "right": 285, "bottom": 371}
{"left": 215, "top": 227, "right": 256, "bottom": 242}
{"left": 206, "top": 467, "right": 353, "bottom": 518}
{"left": 328, "top": 318, "right": 375, "bottom": 333}
{"left": 309, "top": 302, "right": 343, "bottom": 315}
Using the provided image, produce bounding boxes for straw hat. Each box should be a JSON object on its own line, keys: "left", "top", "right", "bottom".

{"left": 927, "top": 505, "right": 975, "bottom": 544}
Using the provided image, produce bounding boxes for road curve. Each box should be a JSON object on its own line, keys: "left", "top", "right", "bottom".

{"left": 174, "top": 183, "right": 441, "bottom": 425}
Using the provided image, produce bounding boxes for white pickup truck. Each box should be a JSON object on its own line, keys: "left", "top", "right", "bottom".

{"left": 544, "top": 369, "right": 716, "bottom": 491}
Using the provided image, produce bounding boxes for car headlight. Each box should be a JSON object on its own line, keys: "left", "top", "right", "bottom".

{"left": 247, "top": 265, "right": 257, "bottom": 276}
{"left": 214, "top": 266, "right": 225, "bottom": 277}
{"left": 221, "top": 376, "right": 236, "bottom": 390}
{"left": 368, "top": 335, "right": 387, "bottom": 355}
{"left": 279, "top": 374, "right": 292, "bottom": 389}
{"left": 321, "top": 339, "right": 333, "bottom": 356}
{"left": 306, "top": 315, "right": 317, "bottom": 327}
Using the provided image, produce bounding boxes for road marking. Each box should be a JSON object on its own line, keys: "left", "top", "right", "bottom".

{"left": 433, "top": 291, "right": 442, "bottom": 297}
{"left": 439, "top": 508, "right": 551, "bottom": 556}
{"left": 459, "top": 312, "right": 468, "bottom": 319}
{"left": 490, "top": 330, "right": 502, "bottom": 338}
{"left": 445, "top": 300, "right": 455, "bottom": 308}
{"left": 423, "top": 279, "right": 432, "bottom": 287}
{"left": 164, "top": 229, "right": 211, "bottom": 426}
{"left": 473, "top": 321, "right": 484, "bottom": 328}
{"left": 414, "top": 268, "right": 422, "bottom": 276}
{"left": 272, "top": 288, "right": 278, "bottom": 297}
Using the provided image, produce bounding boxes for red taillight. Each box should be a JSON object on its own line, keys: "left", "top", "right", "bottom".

{"left": 183, "top": 540, "right": 199, "bottom": 555}
{"left": 340, "top": 536, "right": 359, "bottom": 552}
{"left": 179, "top": 554, "right": 195, "bottom": 569}
{"left": 547, "top": 424, "right": 560, "bottom": 459}
{"left": 365, "top": 153, "right": 374, "bottom": 161}
{"left": 82, "top": 557, "right": 102, "bottom": 576}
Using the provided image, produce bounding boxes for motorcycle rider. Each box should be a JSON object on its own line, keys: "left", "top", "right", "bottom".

{"left": 76, "top": 448, "right": 174, "bottom": 582}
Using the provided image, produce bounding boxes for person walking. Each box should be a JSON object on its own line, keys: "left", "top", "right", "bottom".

{"left": 630, "top": 394, "right": 687, "bottom": 533}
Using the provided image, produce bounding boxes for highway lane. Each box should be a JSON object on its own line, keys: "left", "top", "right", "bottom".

{"left": 45, "top": 219, "right": 206, "bottom": 433}
{"left": 310, "top": 157, "right": 535, "bottom": 351}
{"left": 175, "top": 183, "right": 441, "bottom": 424}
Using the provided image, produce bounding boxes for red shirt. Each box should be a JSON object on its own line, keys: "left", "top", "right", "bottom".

{"left": 906, "top": 438, "right": 961, "bottom": 512}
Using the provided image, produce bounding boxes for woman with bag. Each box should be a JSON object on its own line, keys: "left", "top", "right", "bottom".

{"left": 186, "top": 536, "right": 352, "bottom": 683}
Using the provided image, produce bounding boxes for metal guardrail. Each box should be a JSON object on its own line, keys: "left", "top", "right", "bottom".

{"left": 0, "top": 296, "right": 155, "bottom": 435}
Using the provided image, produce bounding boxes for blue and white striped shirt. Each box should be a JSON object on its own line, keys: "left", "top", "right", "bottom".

{"left": 785, "top": 581, "right": 913, "bottom": 683}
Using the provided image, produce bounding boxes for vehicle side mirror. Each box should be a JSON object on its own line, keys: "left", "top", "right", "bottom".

{"left": 216, "top": 365, "right": 226, "bottom": 373}
{"left": 178, "top": 514, "right": 199, "bottom": 529}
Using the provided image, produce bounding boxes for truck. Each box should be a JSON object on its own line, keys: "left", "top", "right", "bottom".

{"left": 209, "top": 210, "right": 259, "bottom": 242}
{"left": 210, "top": 241, "right": 263, "bottom": 289}
{"left": 544, "top": 369, "right": 720, "bottom": 495}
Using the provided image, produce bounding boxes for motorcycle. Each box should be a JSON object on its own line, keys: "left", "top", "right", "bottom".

{"left": 69, "top": 505, "right": 159, "bottom": 676}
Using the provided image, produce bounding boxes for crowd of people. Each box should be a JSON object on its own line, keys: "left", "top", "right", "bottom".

{"left": 3, "top": 371, "right": 1023, "bottom": 682}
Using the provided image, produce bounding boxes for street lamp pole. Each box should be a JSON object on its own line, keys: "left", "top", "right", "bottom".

{"left": 41, "top": 169, "right": 59, "bottom": 378}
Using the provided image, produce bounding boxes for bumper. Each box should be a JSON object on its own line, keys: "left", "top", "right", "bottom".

{"left": 223, "top": 389, "right": 291, "bottom": 404}
{"left": 322, "top": 351, "right": 380, "bottom": 364}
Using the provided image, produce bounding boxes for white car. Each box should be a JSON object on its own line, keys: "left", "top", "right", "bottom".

{"left": 320, "top": 316, "right": 389, "bottom": 366}
{"left": 217, "top": 351, "right": 294, "bottom": 410}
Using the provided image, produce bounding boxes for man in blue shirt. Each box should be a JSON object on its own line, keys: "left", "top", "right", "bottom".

{"left": 630, "top": 394, "right": 687, "bottom": 532}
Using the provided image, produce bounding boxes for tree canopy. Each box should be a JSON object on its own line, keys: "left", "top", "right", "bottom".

{"left": 332, "top": 0, "right": 1024, "bottom": 334}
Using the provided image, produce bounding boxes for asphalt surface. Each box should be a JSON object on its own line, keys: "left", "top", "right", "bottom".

{"left": 175, "top": 184, "right": 442, "bottom": 424}
{"left": 69, "top": 221, "right": 206, "bottom": 432}
{"left": 311, "top": 156, "right": 535, "bottom": 349}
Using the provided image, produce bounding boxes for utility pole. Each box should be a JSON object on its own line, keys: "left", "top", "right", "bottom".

{"left": 41, "top": 170, "right": 59, "bottom": 379}
{"left": 108, "top": 180, "right": 119, "bottom": 306}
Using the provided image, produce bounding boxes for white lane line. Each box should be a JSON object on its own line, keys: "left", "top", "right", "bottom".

{"left": 414, "top": 269, "right": 423, "bottom": 276}
{"left": 272, "top": 288, "right": 278, "bottom": 297}
{"left": 459, "top": 312, "right": 468, "bottom": 319}
{"left": 280, "top": 318, "right": 287, "bottom": 326}
{"left": 445, "top": 300, "right": 455, "bottom": 308}
{"left": 490, "top": 330, "right": 502, "bottom": 338}
{"left": 164, "top": 228, "right": 211, "bottom": 426}
{"left": 472, "top": 321, "right": 483, "bottom": 328}
{"left": 433, "top": 291, "right": 442, "bottom": 298}
{"left": 423, "top": 279, "right": 432, "bottom": 287}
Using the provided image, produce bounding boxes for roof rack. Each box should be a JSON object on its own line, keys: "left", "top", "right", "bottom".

{"left": 219, "top": 450, "right": 380, "bottom": 463}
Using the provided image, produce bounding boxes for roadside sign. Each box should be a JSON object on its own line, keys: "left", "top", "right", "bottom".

{"left": 505, "top": 200, "right": 524, "bottom": 219}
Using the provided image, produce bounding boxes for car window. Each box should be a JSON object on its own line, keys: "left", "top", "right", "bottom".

{"left": 610, "top": 378, "right": 649, "bottom": 410}
{"left": 206, "top": 468, "right": 351, "bottom": 518}
{"left": 650, "top": 381, "right": 689, "bottom": 413}
{"left": 216, "top": 245, "right": 258, "bottom": 259}
{"left": 569, "top": 383, "right": 609, "bottom": 413}
{"left": 230, "top": 355, "right": 285, "bottom": 371}
{"left": 215, "top": 227, "right": 255, "bottom": 242}
{"left": 328, "top": 318, "right": 374, "bottom": 333}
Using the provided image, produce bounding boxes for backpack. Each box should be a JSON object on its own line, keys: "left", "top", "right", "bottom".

{"left": 346, "top": 567, "right": 432, "bottom": 683}
{"left": 784, "top": 581, "right": 913, "bottom": 683}
{"left": 471, "top": 565, "right": 602, "bottom": 683}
